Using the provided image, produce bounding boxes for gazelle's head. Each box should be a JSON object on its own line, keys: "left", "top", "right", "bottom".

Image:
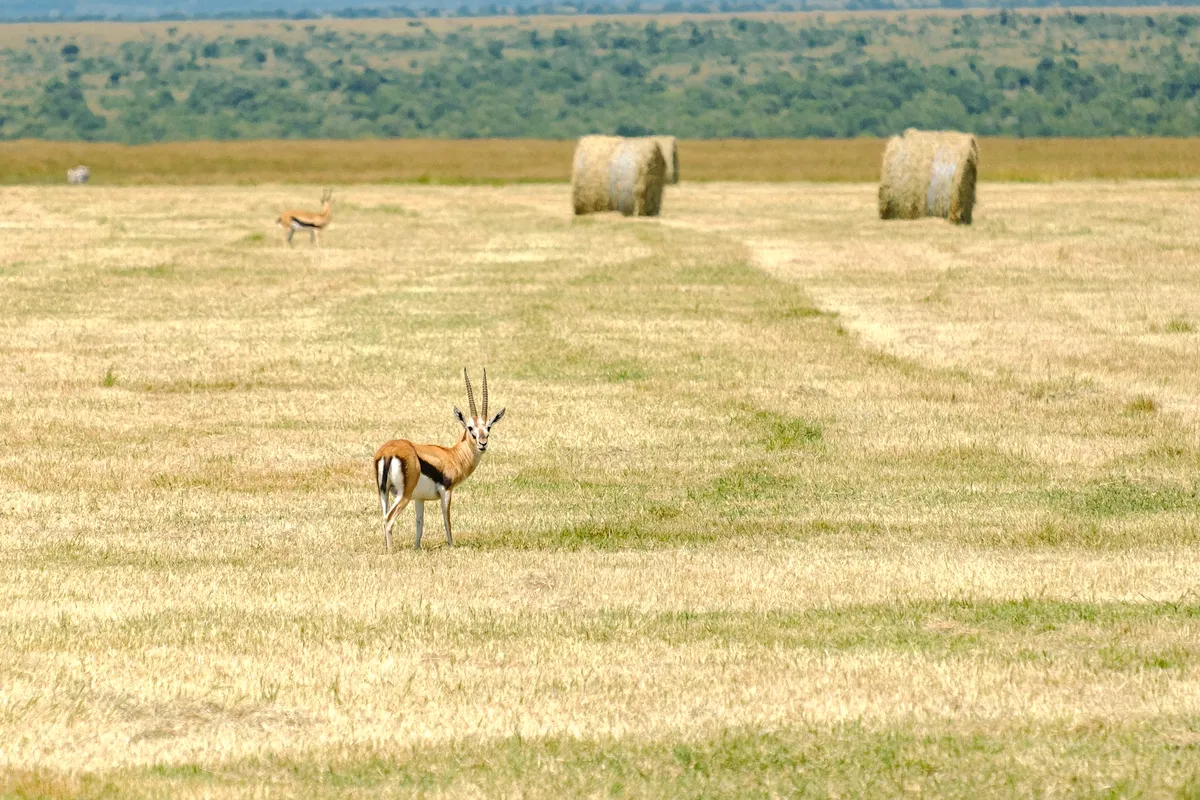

{"left": 454, "top": 368, "right": 505, "bottom": 454}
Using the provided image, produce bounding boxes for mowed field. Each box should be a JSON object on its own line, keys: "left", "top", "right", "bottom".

{"left": 2, "top": 178, "right": 1200, "bottom": 796}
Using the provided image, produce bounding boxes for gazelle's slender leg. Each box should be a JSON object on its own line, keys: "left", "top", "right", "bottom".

{"left": 384, "top": 496, "right": 409, "bottom": 553}
{"left": 414, "top": 501, "right": 425, "bottom": 550}
{"left": 286, "top": 226, "right": 295, "bottom": 246}
{"left": 440, "top": 489, "right": 453, "bottom": 547}
{"left": 377, "top": 461, "right": 390, "bottom": 551}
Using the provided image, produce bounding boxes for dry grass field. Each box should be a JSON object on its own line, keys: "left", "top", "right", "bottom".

{"left": 2, "top": 178, "right": 1200, "bottom": 797}
{"left": 7, "top": 137, "right": 1200, "bottom": 185}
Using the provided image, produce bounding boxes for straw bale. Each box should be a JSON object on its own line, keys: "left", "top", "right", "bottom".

{"left": 571, "top": 135, "right": 666, "bottom": 217}
{"left": 572, "top": 135, "right": 622, "bottom": 215}
{"left": 649, "top": 135, "right": 679, "bottom": 184}
{"left": 878, "top": 129, "right": 978, "bottom": 225}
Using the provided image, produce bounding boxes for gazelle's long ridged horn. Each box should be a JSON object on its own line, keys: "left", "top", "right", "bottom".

{"left": 464, "top": 368, "right": 478, "bottom": 417}
{"left": 482, "top": 368, "right": 488, "bottom": 419}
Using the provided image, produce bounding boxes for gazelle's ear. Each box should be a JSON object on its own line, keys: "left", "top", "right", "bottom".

{"left": 487, "top": 408, "right": 506, "bottom": 427}
{"left": 454, "top": 406, "right": 468, "bottom": 428}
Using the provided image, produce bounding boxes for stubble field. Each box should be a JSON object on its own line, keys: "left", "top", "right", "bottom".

{"left": 2, "top": 179, "right": 1200, "bottom": 797}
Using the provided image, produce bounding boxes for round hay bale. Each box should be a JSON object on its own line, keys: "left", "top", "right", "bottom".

{"left": 572, "top": 135, "right": 623, "bottom": 215}
{"left": 878, "top": 129, "right": 977, "bottom": 225}
{"left": 609, "top": 139, "right": 666, "bottom": 216}
{"left": 571, "top": 135, "right": 666, "bottom": 217}
{"left": 649, "top": 135, "right": 679, "bottom": 184}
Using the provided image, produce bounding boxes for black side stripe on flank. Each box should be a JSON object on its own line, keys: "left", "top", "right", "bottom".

{"left": 418, "top": 458, "right": 450, "bottom": 489}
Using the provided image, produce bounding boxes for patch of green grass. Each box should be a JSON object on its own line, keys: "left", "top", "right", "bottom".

{"left": 706, "top": 466, "right": 789, "bottom": 502}
{"left": 770, "top": 303, "right": 832, "bottom": 320}
{"left": 102, "top": 366, "right": 116, "bottom": 387}
{"left": 112, "top": 263, "right": 175, "bottom": 278}
{"left": 922, "top": 444, "right": 1038, "bottom": 483}
{"left": 141, "top": 379, "right": 242, "bottom": 394}
{"left": 517, "top": 521, "right": 671, "bottom": 550}
{"left": 1017, "top": 519, "right": 1109, "bottom": 548}
{"left": 373, "top": 204, "right": 418, "bottom": 217}
{"left": 1082, "top": 478, "right": 1195, "bottom": 516}
{"left": 539, "top": 517, "right": 725, "bottom": 549}
{"left": 644, "top": 502, "right": 682, "bottom": 521}
{"left": 1045, "top": 477, "right": 1196, "bottom": 518}
{"left": 607, "top": 360, "right": 648, "bottom": 382}
{"left": 242, "top": 231, "right": 266, "bottom": 243}
{"left": 1165, "top": 319, "right": 1193, "bottom": 333}
{"left": 146, "top": 764, "right": 218, "bottom": 781}
{"left": 1125, "top": 394, "right": 1158, "bottom": 414}
{"left": 1021, "top": 375, "right": 1095, "bottom": 402}
{"left": 1099, "top": 643, "right": 1198, "bottom": 672}
{"left": 740, "top": 408, "right": 823, "bottom": 451}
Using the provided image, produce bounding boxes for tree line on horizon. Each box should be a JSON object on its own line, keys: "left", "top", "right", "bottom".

{"left": 6, "top": 0, "right": 1200, "bottom": 22}
{"left": 2, "top": 10, "right": 1200, "bottom": 141}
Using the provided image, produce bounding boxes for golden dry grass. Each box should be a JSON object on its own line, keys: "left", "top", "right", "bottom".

{"left": 2, "top": 180, "right": 1200, "bottom": 796}
{"left": 7, "top": 137, "right": 1200, "bottom": 185}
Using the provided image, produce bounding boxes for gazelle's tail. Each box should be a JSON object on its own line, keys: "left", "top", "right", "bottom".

{"left": 377, "top": 456, "right": 405, "bottom": 523}
{"left": 375, "top": 456, "right": 390, "bottom": 498}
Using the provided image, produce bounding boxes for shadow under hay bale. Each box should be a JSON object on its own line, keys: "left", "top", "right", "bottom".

{"left": 649, "top": 135, "right": 679, "bottom": 184}
{"left": 879, "top": 129, "right": 977, "bottom": 225}
{"left": 572, "top": 135, "right": 666, "bottom": 217}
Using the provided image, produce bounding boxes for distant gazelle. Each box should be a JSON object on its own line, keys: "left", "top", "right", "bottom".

{"left": 276, "top": 188, "right": 333, "bottom": 246}
{"left": 373, "top": 369, "right": 506, "bottom": 551}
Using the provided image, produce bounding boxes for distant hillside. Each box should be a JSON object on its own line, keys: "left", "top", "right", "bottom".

{"left": 2, "top": 10, "right": 1200, "bottom": 139}
{"left": 3, "top": 0, "right": 1200, "bottom": 21}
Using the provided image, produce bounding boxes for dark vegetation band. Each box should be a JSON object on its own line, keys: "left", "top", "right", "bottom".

{"left": 3, "top": 9, "right": 1200, "bottom": 142}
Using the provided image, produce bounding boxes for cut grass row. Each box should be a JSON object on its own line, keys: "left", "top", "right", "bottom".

{"left": 5, "top": 723, "right": 1199, "bottom": 799}
{"left": 4, "top": 137, "right": 1200, "bottom": 185}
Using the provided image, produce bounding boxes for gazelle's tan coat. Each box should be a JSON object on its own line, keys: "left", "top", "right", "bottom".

{"left": 277, "top": 188, "right": 333, "bottom": 245}
{"left": 373, "top": 370, "right": 505, "bottom": 550}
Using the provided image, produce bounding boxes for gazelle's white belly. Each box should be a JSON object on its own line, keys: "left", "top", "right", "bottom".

{"left": 412, "top": 475, "right": 442, "bottom": 501}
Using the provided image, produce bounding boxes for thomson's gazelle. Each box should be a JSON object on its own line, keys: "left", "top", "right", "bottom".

{"left": 373, "top": 369, "right": 506, "bottom": 551}
{"left": 277, "top": 188, "right": 333, "bottom": 246}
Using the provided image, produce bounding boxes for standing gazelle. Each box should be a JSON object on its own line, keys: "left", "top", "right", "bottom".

{"left": 373, "top": 369, "right": 506, "bottom": 551}
{"left": 277, "top": 188, "right": 333, "bottom": 246}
